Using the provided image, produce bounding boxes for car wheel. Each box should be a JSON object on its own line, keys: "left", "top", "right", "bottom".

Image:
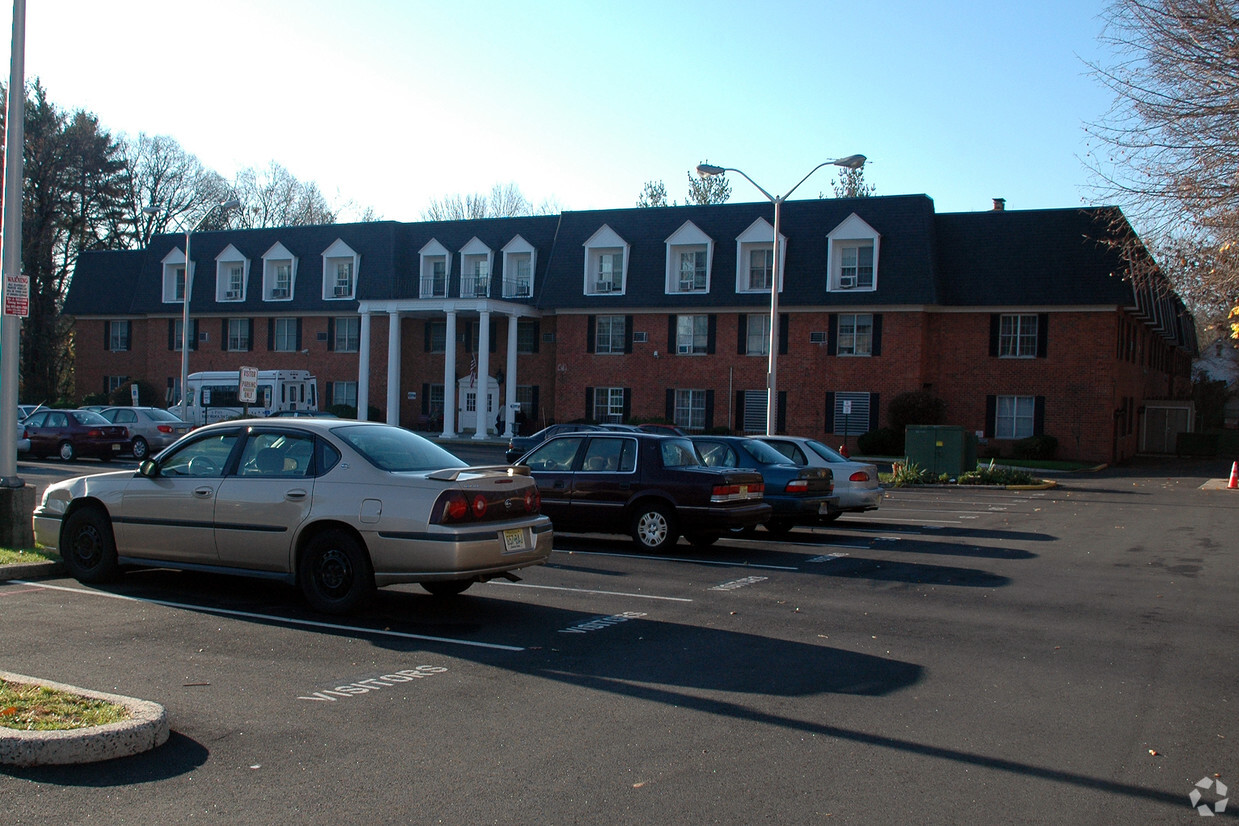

{"left": 299, "top": 529, "right": 375, "bottom": 614}
{"left": 58, "top": 441, "right": 76, "bottom": 461}
{"left": 819, "top": 511, "right": 842, "bottom": 523}
{"left": 630, "top": 502, "right": 677, "bottom": 552}
{"left": 131, "top": 437, "right": 149, "bottom": 460}
{"left": 764, "top": 519, "right": 794, "bottom": 536}
{"left": 61, "top": 507, "right": 119, "bottom": 583}
{"left": 686, "top": 532, "right": 720, "bottom": 547}
{"left": 422, "top": 579, "right": 473, "bottom": 597}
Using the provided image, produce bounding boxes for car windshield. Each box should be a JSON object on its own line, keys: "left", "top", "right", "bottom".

{"left": 742, "top": 439, "right": 794, "bottom": 464}
{"left": 805, "top": 440, "right": 847, "bottom": 463}
{"left": 71, "top": 411, "right": 110, "bottom": 425}
{"left": 332, "top": 424, "right": 466, "bottom": 472}
{"left": 660, "top": 438, "right": 701, "bottom": 468}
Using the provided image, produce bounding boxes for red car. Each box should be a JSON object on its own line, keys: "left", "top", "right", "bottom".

{"left": 21, "top": 409, "right": 129, "bottom": 461}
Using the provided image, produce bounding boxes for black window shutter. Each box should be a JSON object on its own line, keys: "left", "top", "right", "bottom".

{"left": 585, "top": 387, "right": 594, "bottom": 421}
{"left": 421, "top": 383, "right": 429, "bottom": 416}
{"left": 736, "top": 314, "right": 747, "bottom": 354}
{"left": 220, "top": 319, "right": 227, "bottom": 350}
{"left": 778, "top": 313, "right": 789, "bottom": 355}
{"left": 1034, "top": 395, "right": 1046, "bottom": 435}
{"left": 191, "top": 319, "right": 199, "bottom": 351}
{"left": 825, "top": 392, "right": 835, "bottom": 433}
{"left": 989, "top": 315, "right": 1000, "bottom": 357}
{"left": 985, "top": 395, "right": 997, "bottom": 437}
{"left": 327, "top": 318, "right": 335, "bottom": 352}
{"left": 624, "top": 315, "right": 633, "bottom": 353}
{"left": 104, "top": 321, "right": 110, "bottom": 350}
{"left": 704, "top": 389, "right": 715, "bottom": 430}
{"left": 707, "top": 315, "right": 717, "bottom": 354}
{"left": 423, "top": 322, "right": 431, "bottom": 352}
{"left": 101, "top": 376, "right": 108, "bottom": 396}
{"left": 1036, "top": 314, "right": 1049, "bottom": 358}
{"left": 267, "top": 319, "right": 274, "bottom": 351}
{"left": 666, "top": 389, "right": 675, "bottom": 421}
{"left": 531, "top": 321, "right": 540, "bottom": 353}
{"left": 295, "top": 318, "right": 302, "bottom": 351}
{"left": 827, "top": 314, "right": 838, "bottom": 356}
{"left": 464, "top": 321, "right": 474, "bottom": 353}
{"left": 776, "top": 391, "right": 787, "bottom": 433}
{"left": 667, "top": 316, "right": 676, "bottom": 352}
{"left": 169, "top": 320, "right": 176, "bottom": 351}
{"left": 586, "top": 315, "right": 596, "bottom": 354}
{"left": 869, "top": 392, "right": 880, "bottom": 431}
{"left": 247, "top": 319, "right": 255, "bottom": 352}
{"left": 872, "top": 314, "right": 883, "bottom": 356}
{"left": 622, "top": 388, "right": 632, "bottom": 421}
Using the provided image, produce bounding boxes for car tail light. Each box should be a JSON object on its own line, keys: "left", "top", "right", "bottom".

{"left": 711, "top": 481, "right": 764, "bottom": 502}
{"left": 471, "top": 494, "right": 487, "bottom": 518}
{"left": 157, "top": 425, "right": 174, "bottom": 434}
{"left": 849, "top": 471, "right": 870, "bottom": 483}
{"left": 431, "top": 485, "right": 541, "bottom": 524}
{"left": 785, "top": 477, "right": 809, "bottom": 493}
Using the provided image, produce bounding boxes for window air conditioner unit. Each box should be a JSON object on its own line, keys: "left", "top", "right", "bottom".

{"left": 632, "top": 331, "right": 648, "bottom": 343}
{"left": 595, "top": 280, "right": 613, "bottom": 293}
{"left": 334, "top": 285, "right": 351, "bottom": 297}
{"left": 810, "top": 331, "right": 827, "bottom": 344}
{"left": 839, "top": 275, "right": 857, "bottom": 289}
{"left": 272, "top": 288, "right": 289, "bottom": 299}
{"left": 225, "top": 290, "right": 240, "bottom": 299}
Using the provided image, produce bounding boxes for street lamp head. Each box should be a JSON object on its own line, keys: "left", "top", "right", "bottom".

{"left": 696, "top": 163, "right": 726, "bottom": 177}
{"left": 219, "top": 198, "right": 241, "bottom": 211}
{"left": 833, "top": 154, "right": 867, "bottom": 170}
{"left": 141, "top": 205, "right": 159, "bottom": 216}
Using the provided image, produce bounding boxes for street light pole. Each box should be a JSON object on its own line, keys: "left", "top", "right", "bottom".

{"left": 697, "top": 156, "right": 865, "bottom": 436}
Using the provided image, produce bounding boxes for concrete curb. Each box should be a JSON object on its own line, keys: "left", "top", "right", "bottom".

{"left": 0, "top": 559, "right": 65, "bottom": 582}
{"left": 0, "top": 671, "right": 169, "bottom": 767}
{"left": 1006, "top": 479, "right": 1058, "bottom": 490}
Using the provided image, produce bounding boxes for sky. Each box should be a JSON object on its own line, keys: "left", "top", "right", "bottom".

{"left": 0, "top": 0, "right": 1120, "bottom": 224}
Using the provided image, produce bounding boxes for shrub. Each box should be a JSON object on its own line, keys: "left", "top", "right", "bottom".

{"left": 958, "top": 465, "right": 1039, "bottom": 485}
{"left": 888, "top": 391, "right": 946, "bottom": 431}
{"left": 858, "top": 426, "right": 903, "bottom": 456}
{"left": 888, "top": 460, "right": 934, "bottom": 486}
{"left": 106, "top": 379, "right": 163, "bottom": 407}
{"left": 1011, "top": 435, "right": 1057, "bottom": 460}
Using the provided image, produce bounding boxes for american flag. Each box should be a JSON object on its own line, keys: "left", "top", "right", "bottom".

{"left": 469, "top": 354, "right": 477, "bottom": 387}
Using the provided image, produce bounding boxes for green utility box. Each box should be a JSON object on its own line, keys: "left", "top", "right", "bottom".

{"left": 904, "top": 425, "right": 978, "bottom": 477}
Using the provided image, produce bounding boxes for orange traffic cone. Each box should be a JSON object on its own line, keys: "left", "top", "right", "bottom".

{"left": 1229, "top": 462, "right": 1238, "bottom": 490}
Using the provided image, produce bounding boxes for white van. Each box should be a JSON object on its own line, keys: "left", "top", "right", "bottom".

{"left": 172, "top": 369, "right": 318, "bottom": 426}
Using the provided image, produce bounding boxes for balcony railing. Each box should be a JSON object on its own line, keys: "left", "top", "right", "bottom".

{"left": 419, "top": 276, "right": 448, "bottom": 298}
{"left": 461, "top": 275, "right": 490, "bottom": 298}
{"left": 503, "top": 278, "right": 532, "bottom": 298}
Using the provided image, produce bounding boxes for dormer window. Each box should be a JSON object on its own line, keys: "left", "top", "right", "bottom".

{"left": 827, "top": 214, "right": 880, "bottom": 291}
{"left": 322, "top": 239, "right": 360, "bottom": 300}
{"left": 419, "top": 240, "right": 450, "bottom": 298}
{"left": 665, "top": 221, "right": 713, "bottom": 294}
{"left": 262, "top": 242, "right": 297, "bottom": 301}
{"left": 583, "top": 225, "right": 629, "bottom": 296}
{"left": 734, "top": 218, "right": 785, "bottom": 294}
{"left": 460, "top": 238, "right": 493, "bottom": 298}
{"left": 215, "top": 244, "right": 248, "bottom": 302}
{"left": 161, "top": 247, "right": 189, "bottom": 303}
{"left": 502, "top": 235, "right": 536, "bottom": 298}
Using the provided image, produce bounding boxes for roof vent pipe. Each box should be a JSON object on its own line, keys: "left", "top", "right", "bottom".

{"left": 993, "top": 198, "right": 1006, "bottom": 211}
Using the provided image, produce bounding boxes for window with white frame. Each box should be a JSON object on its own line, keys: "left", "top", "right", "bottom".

{"left": 172, "top": 319, "right": 197, "bottom": 351}
{"left": 216, "top": 245, "right": 248, "bottom": 301}
{"left": 263, "top": 242, "right": 297, "bottom": 300}
{"left": 107, "top": 320, "right": 130, "bottom": 352}
{"left": 332, "top": 381, "right": 358, "bottom": 410}
{"left": 322, "top": 239, "right": 359, "bottom": 300}
{"left": 995, "top": 395, "right": 1035, "bottom": 438}
{"left": 419, "top": 241, "right": 449, "bottom": 297}
{"left": 460, "top": 238, "right": 492, "bottom": 298}
{"left": 161, "top": 247, "right": 189, "bottom": 303}
{"left": 746, "top": 313, "right": 771, "bottom": 356}
{"left": 331, "top": 261, "right": 354, "bottom": 298}
{"left": 837, "top": 313, "right": 873, "bottom": 356}
{"left": 427, "top": 320, "right": 446, "bottom": 353}
{"left": 734, "top": 218, "right": 783, "bottom": 294}
{"left": 674, "top": 389, "right": 707, "bottom": 431}
{"left": 273, "top": 317, "right": 298, "bottom": 352}
{"left": 334, "top": 316, "right": 360, "bottom": 352}
{"left": 595, "top": 315, "right": 626, "bottom": 354}
{"left": 665, "top": 221, "right": 712, "bottom": 294}
{"left": 999, "top": 314, "right": 1039, "bottom": 357}
{"left": 515, "top": 385, "right": 533, "bottom": 418}
{"left": 583, "top": 225, "right": 629, "bottom": 295}
{"left": 502, "top": 236, "right": 536, "bottom": 298}
{"left": 517, "top": 320, "right": 537, "bottom": 353}
{"left": 827, "top": 213, "right": 880, "bottom": 291}
{"left": 593, "top": 387, "right": 625, "bottom": 423}
{"left": 105, "top": 375, "right": 128, "bottom": 394}
{"left": 677, "top": 250, "right": 707, "bottom": 291}
{"left": 676, "top": 315, "right": 709, "bottom": 355}
{"left": 227, "top": 318, "right": 250, "bottom": 351}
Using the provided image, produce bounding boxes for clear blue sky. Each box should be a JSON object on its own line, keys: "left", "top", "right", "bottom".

{"left": 2, "top": 0, "right": 1118, "bottom": 223}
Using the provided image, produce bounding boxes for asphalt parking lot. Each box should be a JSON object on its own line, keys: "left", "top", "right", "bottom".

{"left": 2, "top": 457, "right": 1236, "bottom": 823}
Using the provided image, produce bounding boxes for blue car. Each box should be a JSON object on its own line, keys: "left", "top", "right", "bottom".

{"left": 690, "top": 435, "right": 835, "bottom": 535}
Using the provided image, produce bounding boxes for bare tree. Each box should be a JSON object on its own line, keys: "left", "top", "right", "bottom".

{"left": 829, "top": 165, "right": 876, "bottom": 198}
{"left": 121, "top": 133, "right": 231, "bottom": 247}
{"left": 685, "top": 165, "right": 730, "bottom": 205}
{"left": 232, "top": 161, "right": 336, "bottom": 228}
{"left": 422, "top": 183, "right": 554, "bottom": 221}
{"left": 636, "top": 180, "right": 670, "bottom": 208}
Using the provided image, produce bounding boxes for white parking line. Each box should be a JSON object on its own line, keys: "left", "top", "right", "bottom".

{"left": 486, "top": 580, "right": 692, "bottom": 602}
{"left": 553, "top": 548, "right": 799, "bottom": 571}
{"left": 14, "top": 580, "right": 524, "bottom": 652}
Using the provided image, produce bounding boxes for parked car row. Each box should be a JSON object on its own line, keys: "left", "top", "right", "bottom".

{"left": 17, "top": 406, "right": 194, "bottom": 461}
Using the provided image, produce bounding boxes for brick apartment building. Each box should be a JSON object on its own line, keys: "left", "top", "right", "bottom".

{"left": 64, "top": 194, "right": 1196, "bottom": 463}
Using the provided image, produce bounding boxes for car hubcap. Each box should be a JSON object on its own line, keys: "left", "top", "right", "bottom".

{"left": 638, "top": 512, "right": 667, "bottom": 546}
{"left": 73, "top": 525, "right": 102, "bottom": 568}
{"left": 316, "top": 548, "right": 352, "bottom": 596}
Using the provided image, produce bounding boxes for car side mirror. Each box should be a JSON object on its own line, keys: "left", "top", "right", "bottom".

{"left": 138, "top": 458, "right": 160, "bottom": 478}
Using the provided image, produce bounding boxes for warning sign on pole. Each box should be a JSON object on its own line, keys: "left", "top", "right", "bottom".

{"left": 4, "top": 273, "right": 29, "bottom": 317}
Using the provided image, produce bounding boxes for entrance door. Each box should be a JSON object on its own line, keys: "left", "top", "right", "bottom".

{"left": 456, "top": 376, "right": 499, "bottom": 434}
{"left": 1141, "top": 405, "right": 1192, "bottom": 453}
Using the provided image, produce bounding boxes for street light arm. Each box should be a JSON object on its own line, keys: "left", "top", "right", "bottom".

{"left": 697, "top": 163, "right": 776, "bottom": 203}
{"left": 779, "top": 155, "right": 867, "bottom": 201}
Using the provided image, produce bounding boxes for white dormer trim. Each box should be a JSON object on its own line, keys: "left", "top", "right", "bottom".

{"left": 460, "top": 237, "right": 494, "bottom": 298}
{"left": 734, "top": 217, "right": 787, "bottom": 294}
{"left": 321, "top": 238, "right": 360, "bottom": 301}
{"left": 501, "top": 235, "right": 536, "bottom": 299}
{"left": 262, "top": 241, "right": 298, "bottom": 301}
{"left": 664, "top": 220, "right": 714, "bottom": 295}
{"left": 161, "top": 247, "right": 190, "bottom": 304}
{"left": 583, "top": 224, "right": 629, "bottom": 296}
{"left": 827, "top": 213, "right": 880, "bottom": 292}
{"left": 419, "top": 239, "right": 451, "bottom": 298}
{"left": 215, "top": 244, "right": 249, "bottom": 302}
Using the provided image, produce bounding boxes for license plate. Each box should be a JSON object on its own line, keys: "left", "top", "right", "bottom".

{"left": 818, "top": 501, "right": 831, "bottom": 515}
{"left": 112, "top": 443, "right": 121, "bottom": 451}
{"left": 502, "top": 528, "right": 527, "bottom": 552}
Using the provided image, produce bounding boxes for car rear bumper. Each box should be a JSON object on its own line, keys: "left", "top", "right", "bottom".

{"left": 834, "top": 488, "right": 883, "bottom": 511}
{"left": 367, "top": 518, "right": 554, "bottom": 586}
{"left": 677, "top": 502, "right": 772, "bottom": 533}
{"left": 766, "top": 495, "right": 838, "bottom": 522}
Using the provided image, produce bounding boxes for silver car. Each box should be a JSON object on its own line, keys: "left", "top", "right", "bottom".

{"left": 756, "top": 436, "right": 882, "bottom": 520}
{"left": 35, "top": 418, "right": 553, "bottom": 613}
{"left": 99, "top": 406, "right": 192, "bottom": 459}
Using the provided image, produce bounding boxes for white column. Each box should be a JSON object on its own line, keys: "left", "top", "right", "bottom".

{"left": 441, "top": 311, "right": 457, "bottom": 438}
{"left": 473, "top": 309, "right": 491, "bottom": 440}
{"left": 504, "top": 314, "right": 518, "bottom": 439}
{"left": 357, "top": 311, "right": 372, "bottom": 421}
{"left": 385, "top": 312, "right": 402, "bottom": 426}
